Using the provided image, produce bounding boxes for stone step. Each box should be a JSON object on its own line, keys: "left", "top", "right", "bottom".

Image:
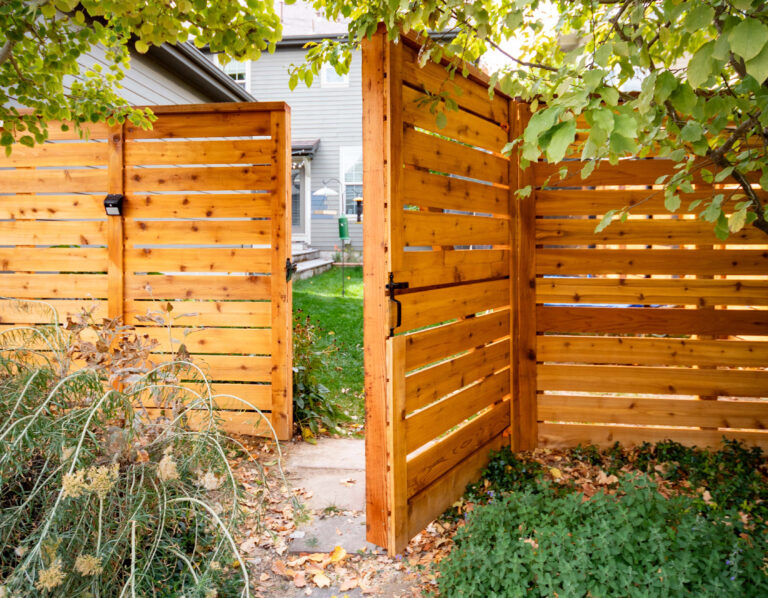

{"left": 291, "top": 247, "right": 321, "bottom": 263}
{"left": 294, "top": 258, "right": 333, "bottom": 280}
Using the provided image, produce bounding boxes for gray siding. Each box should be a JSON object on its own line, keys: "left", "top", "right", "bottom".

{"left": 249, "top": 47, "right": 363, "bottom": 251}
{"left": 79, "top": 45, "right": 211, "bottom": 105}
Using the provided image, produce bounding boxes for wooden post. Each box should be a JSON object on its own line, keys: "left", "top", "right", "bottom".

{"left": 510, "top": 102, "right": 538, "bottom": 451}
{"left": 270, "top": 107, "right": 293, "bottom": 441}
{"left": 107, "top": 123, "right": 125, "bottom": 321}
{"left": 387, "top": 334, "right": 408, "bottom": 553}
{"left": 362, "top": 26, "right": 400, "bottom": 549}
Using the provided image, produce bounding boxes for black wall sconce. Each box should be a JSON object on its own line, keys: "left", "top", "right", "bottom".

{"left": 104, "top": 194, "right": 124, "bottom": 216}
{"left": 354, "top": 196, "right": 363, "bottom": 223}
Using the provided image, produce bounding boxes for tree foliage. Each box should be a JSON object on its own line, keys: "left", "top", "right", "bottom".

{"left": 0, "top": 0, "right": 282, "bottom": 151}
{"left": 293, "top": 0, "right": 768, "bottom": 238}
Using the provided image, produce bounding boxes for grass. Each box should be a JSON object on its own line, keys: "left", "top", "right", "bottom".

{"left": 293, "top": 266, "right": 364, "bottom": 429}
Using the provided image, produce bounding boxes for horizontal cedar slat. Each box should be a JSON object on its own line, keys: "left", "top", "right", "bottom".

{"left": 405, "top": 308, "right": 509, "bottom": 371}
{"left": 402, "top": 85, "right": 508, "bottom": 154}
{"left": 124, "top": 165, "right": 273, "bottom": 192}
{"left": 0, "top": 195, "right": 105, "bottom": 219}
{"left": 401, "top": 169, "right": 508, "bottom": 216}
{"left": 0, "top": 248, "right": 108, "bottom": 271}
{"left": 394, "top": 249, "right": 509, "bottom": 289}
{"left": 0, "top": 220, "right": 106, "bottom": 245}
{"left": 401, "top": 44, "right": 509, "bottom": 125}
{"left": 123, "top": 193, "right": 272, "bottom": 219}
{"left": 537, "top": 335, "right": 768, "bottom": 368}
{"left": 124, "top": 220, "right": 270, "bottom": 245}
{"left": 399, "top": 278, "right": 509, "bottom": 331}
{"left": 124, "top": 139, "right": 272, "bottom": 165}
{"left": 1, "top": 142, "right": 109, "bottom": 167}
{"left": 138, "top": 326, "right": 271, "bottom": 354}
{"left": 536, "top": 278, "right": 768, "bottom": 307}
{"left": 534, "top": 159, "right": 761, "bottom": 187}
{"left": 124, "top": 111, "right": 271, "bottom": 139}
{"left": 0, "top": 273, "right": 107, "bottom": 298}
{"left": 210, "top": 383, "right": 272, "bottom": 411}
{"left": 193, "top": 355, "right": 271, "bottom": 382}
{"left": 405, "top": 369, "right": 509, "bottom": 453}
{"left": 0, "top": 168, "right": 107, "bottom": 193}
{"left": 407, "top": 400, "right": 510, "bottom": 497}
{"left": 538, "top": 395, "right": 768, "bottom": 429}
{"left": 125, "top": 300, "right": 271, "bottom": 328}
{"left": 538, "top": 423, "right": 768, "bottom": 450}
{"left": 142, "top": 407, "right": 275, "bottom": 437}
{"left": 0, "top": 299, "right": 106, "bottom": 324}
{"left": 125, "top": 248, "right": 272, "bottom": 274}
{"left": 536, "top": 306, "right": 768, "bottom": 335}
{"left": 403, "top": 128, "right": 509, "bottom": 186}
{"left": 537, "top": 364, "right": 768, "bottom": 397}
{"left": 536, "top": 219, "right": 766, "bottom": 246}
{"left": 537, "top": 249, "right": 768, "bottom": 276}
{"left": 126, "top": 274, "right": 270, "bottom": 301}
{"left": 406, "top": 433, "right": 504, "bottom": 540}
{"left": 402, "top": 211, "right": 509, "bottom": 247}
{"left": 405, "top": 340, "right": 509, "bottom": 413}
{"left": 534, "top": 189, "right": 746, "bottom": 217}
{"left": 41, "top": 122, "right": 111, "bottom": 140}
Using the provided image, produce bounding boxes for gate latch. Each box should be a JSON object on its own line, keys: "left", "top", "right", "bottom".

{"left": 386, "top": 273, "right": 409, "bottom": 337}
{"left": 286, "top": 258, "right": 298, "bottom": 282}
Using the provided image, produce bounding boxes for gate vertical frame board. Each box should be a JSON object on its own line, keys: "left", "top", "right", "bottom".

{"left": 0, "top": 102, "right": 293, "bottom": 440}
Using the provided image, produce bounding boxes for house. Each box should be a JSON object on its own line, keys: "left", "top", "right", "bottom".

{"left": 207, "top": 2, "right": 363, "bottom": 261}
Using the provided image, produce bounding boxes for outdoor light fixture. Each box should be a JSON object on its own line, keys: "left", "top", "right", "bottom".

{"left": 354, "top": 196, "right": 363, "bottom": 223}
{"left": 104, "top": 194, "right": 124, "bottom": 216}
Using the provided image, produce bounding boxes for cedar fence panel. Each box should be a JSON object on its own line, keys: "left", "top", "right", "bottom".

{"left": 363, "top": 28, "right": 768, "bottom": 554}
{"left": 0, "top": 103, "right": 293, "bottom": 440}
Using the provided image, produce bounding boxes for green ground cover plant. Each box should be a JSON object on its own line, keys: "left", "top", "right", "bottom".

{"left": 292, "top": 267, "right": 364, "bottom": 430}
{"left": 437, "top": 440, "right": 768, "bottom": 597}
{"left": 0, "top": 301, "right": 277, "bottom": 597}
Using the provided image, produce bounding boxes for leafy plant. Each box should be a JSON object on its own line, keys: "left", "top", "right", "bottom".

{"left": 292, "top": 311, "right": 350, "bottom": 442}
{"left": 437, "top": 476, "right": 768, "bottom": 597}
{"left": 0, "top": 300, "right": 277, "bottom": 596}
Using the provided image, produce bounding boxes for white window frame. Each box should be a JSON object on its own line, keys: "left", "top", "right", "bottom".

{"left": 213, "top": 54, "right": 251, "bottom": 94}
{"left": 339, "top": 146, "right": 363, "bottom": 218}
{"left": 320, "top": 63, "right": 349, "bottom": 88}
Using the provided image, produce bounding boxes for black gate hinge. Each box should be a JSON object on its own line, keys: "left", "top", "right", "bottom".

{"left": 386, "top": 272, "right": 409, "bottom": 337}
{"left": 286, "top": 258, "right": 298, "bottom": 282}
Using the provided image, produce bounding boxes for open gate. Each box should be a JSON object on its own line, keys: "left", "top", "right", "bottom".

{"left": 362, "top": 31, "right": 532, "bottom": 553}
{"left": 0, "top": 103, "right": 293, "bottom": 440}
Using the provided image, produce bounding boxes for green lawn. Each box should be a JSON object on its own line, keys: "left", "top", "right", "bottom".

{"left": 293, "top": 266, "right": 364, "bottom": 430}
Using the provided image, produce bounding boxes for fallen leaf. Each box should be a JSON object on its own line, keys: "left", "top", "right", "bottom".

{"left": 330, "top": 545, "right": 347, "bottom": 563}
{"left": 549, "top": 467, "right": 562, "bottom": 479}
{"left": 340, "top": 477, "right": 357, "bottom": 487}
{"left": 312, "top": 572, "right": 331, "bottom": 588}
{"left": 293, "top": 572, "right": 307, "bottom": 588}
{"left": 339, "top": 577, "right": 359, "bottom": 591}
{"left": 271, "top": 560, "right": 295, "bottom": 578}
{"left": 259, "top": 573, "right": 270, "bottom": 582}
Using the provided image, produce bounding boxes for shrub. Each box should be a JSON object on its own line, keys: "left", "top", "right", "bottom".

{"left": 292, "top": 311, "right": 349, "bottom": 441}
{"left": 437, "top": 476, "right": 768, "bottom": 598}
{"left": 0, "top": 302, "right": 271, "bottom": 597}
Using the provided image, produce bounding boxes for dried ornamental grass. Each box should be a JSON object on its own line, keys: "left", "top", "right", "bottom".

{"left": 0, "top": 300, "right": 285, "bottom": 597}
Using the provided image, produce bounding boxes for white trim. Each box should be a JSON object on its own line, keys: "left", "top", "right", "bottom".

{"left": 339, "top": 146, "right": 363, "bottom": 217}
{"left": 290, "top": 158, "right": 311, "bottom": 244}
{"left": 212, "top": 54, "right": 251, "bottom": 94}
{"left": 320, "top": 63, "right": 349, "bottom": 88}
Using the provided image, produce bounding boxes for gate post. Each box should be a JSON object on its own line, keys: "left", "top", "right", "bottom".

{"left": 510, "top": 102, "right": 538, "bottom": 451}
{"left": 270, "top": 107, "right": 293, "bottom": 441}
{"left": 106, "top": 123, "right": 125, "bottom": 321}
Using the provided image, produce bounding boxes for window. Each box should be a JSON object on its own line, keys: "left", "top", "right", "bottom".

{"left": 340, "top": 146, "right": 363, "bottom": 216}
{"left": 213, "top": 55, "right": 250, "bottom": 92}
{"left": 321, "top": 63, "right": 349, "bottom": 88}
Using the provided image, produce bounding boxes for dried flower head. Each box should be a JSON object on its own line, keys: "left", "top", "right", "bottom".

{"left": 61, "top": 446, "right": 75, "bottom": 462}
{"left": 62, "top": 469, "right": 88, "bottom": 499}
{"left": 35, "top": 559, "right": 65, "bottom": 591}
{"left": 74, "top": 554, "right": 103, "bottom": 576}
{"left": 14, "top": 545, "right": 27, "bottom": 557}
{"left": 158, "top": 453, "right": 179, "bottom": 482}
{"left": 205, "top": 589, "right": 218, "bottom": 598}
{"left": 210, "top": 561, "right": 222, "bottom": 571}
{"left": 87, "top": 463, "right": 119, "bottom": 500}
{"left": 196, "top": 469, "right": 222, "bottom": 491}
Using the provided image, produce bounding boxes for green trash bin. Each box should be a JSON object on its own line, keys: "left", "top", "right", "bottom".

{"left": 338, "top": 214, "right": 350, "bottom": 241}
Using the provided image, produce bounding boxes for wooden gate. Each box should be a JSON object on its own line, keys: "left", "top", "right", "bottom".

{"left": 0, "top": 103, "right": 293, "bottom": 440}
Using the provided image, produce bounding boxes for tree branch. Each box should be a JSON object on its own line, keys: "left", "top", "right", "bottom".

{"left": 0, "top": 40, "right": 13, "bottom": 67}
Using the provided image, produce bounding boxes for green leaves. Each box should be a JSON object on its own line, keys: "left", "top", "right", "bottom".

{"left": 687, "top": 41, "right": 717, "bottom": 88}
{"left": 544, "top": 119, "right": 576, "bottom": 163}
{"left": 745, "top": 43, "right": 768, "bottom": 84}
{"left": 685, "top": 5, "right": 715, "bottom": 33}
{"left": 728, "top": 18, "right": 768, "bottom": 62}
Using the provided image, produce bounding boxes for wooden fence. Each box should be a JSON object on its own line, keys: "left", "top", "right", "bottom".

{"left": 362, "top": 28, "right": 768, "bottom": 553}
{"left": 0, "top": 103, "right": 293, "bottom": 440}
